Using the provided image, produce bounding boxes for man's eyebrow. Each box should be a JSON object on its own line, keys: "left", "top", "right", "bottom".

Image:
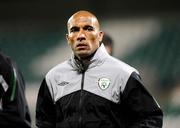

{"left": 84, "top": 25, "right": 93, "bottom": 28}
{"left": 83, "top": 25, "right": 94, "bottom": 30}
{"left": 70, "top": 26, "right": 78, "bottom": 30}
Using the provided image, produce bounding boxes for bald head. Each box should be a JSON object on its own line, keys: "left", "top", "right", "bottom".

{"left": 67, "top": 10, "right": 100, "bottom": 32}
{"left": 66, "top": 10, "right": 104, "bottom": 59}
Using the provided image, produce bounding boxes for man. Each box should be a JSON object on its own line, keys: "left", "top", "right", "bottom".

{"left": 0, "top": 51, "right": 31, "bottom": 128}
{"left": 36, "top": 10, "right": 163, "bottom": 128}
{"left": 102, "top": 33, "right": 114, "bottom": 55}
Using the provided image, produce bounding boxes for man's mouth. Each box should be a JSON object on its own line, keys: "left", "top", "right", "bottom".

{"left": 76, "top": 43, "right": 88, "bottom": 49}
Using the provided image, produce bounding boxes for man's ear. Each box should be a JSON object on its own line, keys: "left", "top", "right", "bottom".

{"left": 66, "top": 34, "right": 70, "bottom": 45}
{"left": 98, "top": 31, "right": 104, "bottom": 42}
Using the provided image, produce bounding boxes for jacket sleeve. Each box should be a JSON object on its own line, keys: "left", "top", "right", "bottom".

{"left": 121, "top": 72, "right": 163, "bottom": 128}
{"left": 36, "top": 79, "right": 56, "bottom": 128}
{"left": 0, "top": 58, "right": 31, "bottom": 128}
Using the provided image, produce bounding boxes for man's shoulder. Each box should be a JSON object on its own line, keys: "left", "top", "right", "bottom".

{"left": 45, "top": 60, "right": 70, "bottom": 77}
{"left": 107, "top": 56, "right": 139, "bottom": 75}
{"left": 0, "top": 52, "right": 12, "bottom": 73}
{"left": 0, "top": 52, "right": 9, "bottom": 64}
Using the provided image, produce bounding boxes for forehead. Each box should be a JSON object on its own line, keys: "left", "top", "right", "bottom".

{"left": 68, "top": 15, "right": 99, "bottom": 29}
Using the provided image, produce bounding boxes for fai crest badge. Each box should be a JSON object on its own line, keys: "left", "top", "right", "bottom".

{"left": 98, "top": 77, "right": 111, "bottom": 90}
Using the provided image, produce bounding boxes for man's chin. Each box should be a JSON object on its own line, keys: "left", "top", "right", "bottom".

{"left": 78, "top": 54, "right": 89, "bottom": 59}
{"left": 76, "top": 52, "right": 91, "bottom": 59}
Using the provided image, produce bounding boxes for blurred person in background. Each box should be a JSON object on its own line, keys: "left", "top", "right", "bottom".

{"left": 36, "top": 10, "right": 163, "bottom": 128}
{"left": 0, "top": 51, "right": 31, "bottom": 128}
{"left": 102, "top": 33, "right": 114, "bottom": 55}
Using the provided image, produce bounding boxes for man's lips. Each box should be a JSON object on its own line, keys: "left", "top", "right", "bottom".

{"left": 76, "top": 43, "right": 88, "bottom": 49}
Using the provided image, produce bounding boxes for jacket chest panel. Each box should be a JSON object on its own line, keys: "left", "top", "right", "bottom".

{"left": 53, "top": 71, "right": 82, "bottom": 102}
{"left": 53, "top": 68, "right": 124, "bottom": 104}
{"left": 84, "top": 69, "right": 122, "bottom": 103}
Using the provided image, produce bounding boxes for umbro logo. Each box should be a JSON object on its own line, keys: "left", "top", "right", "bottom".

{"left": 58, "top": 81, "right": 69, "bottom": 86}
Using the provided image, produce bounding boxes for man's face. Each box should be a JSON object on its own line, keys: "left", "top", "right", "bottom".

{"left": 66, "top": 12, "right": 103, "bottom": 59}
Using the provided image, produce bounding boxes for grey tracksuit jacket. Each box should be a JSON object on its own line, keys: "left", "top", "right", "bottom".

{"left": 36, "top": 44, "right": 163, "bottom": 128}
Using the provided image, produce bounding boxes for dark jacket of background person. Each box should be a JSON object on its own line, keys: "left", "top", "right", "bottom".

{"left": 0, "top": 51, "right": 31, "bottom": 128}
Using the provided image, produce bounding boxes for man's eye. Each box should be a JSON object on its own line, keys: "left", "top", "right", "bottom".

{"left": 70, "top": 27, "right": 79, "bottom": 33}
{"left": 84, "top": 26, "right": 94, "bottom": 31}
{"left": 87, "top": 27, "right": 93, "bottom": 31}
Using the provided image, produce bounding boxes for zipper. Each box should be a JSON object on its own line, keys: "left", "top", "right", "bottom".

{"left": 78, "top": 71, "right": 85, "bottom": 128}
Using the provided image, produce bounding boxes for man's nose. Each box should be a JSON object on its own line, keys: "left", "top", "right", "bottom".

{"left": 77, "top": 30, "right": 86, "bottom": 41}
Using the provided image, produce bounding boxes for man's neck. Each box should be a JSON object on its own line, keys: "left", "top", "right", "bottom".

{"left": 78, "top": 49, "right": 97, "bottom": 62}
